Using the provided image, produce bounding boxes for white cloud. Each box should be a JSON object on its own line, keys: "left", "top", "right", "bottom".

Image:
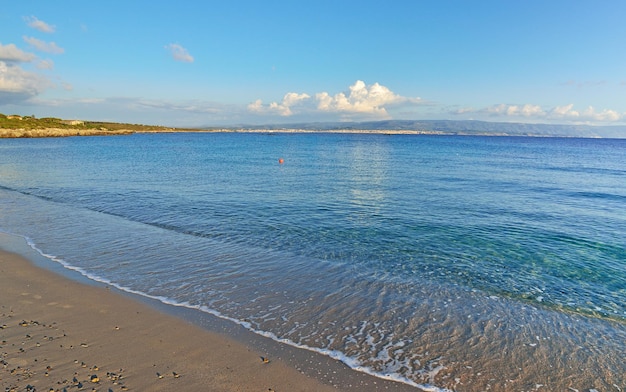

{"left": 247, "top": 99, "right": 264, "bottom": 112}
{"left": 484, "top": 104, "right": 546, "bottom": 117}
{"left": 519, "top": 105, "right": 544, "bottom": 117}
{"left": 23, "top": 36, "right": 65, "bottom": 54}
{"left": 0, "top": 43, "right": 36, "bottom": 63}
{"left": 0, "top": 43, "right": 55, "bottom": 104}
{"left": 24, "top": 16, "right": 55, "bottom": 33}
{"left": 0, "top": 60, "right": 49, "bottom": 104}
{"left": 135, "top": 99, "right": 222, "bottom": 114}
{"left": 551, "top": 103, "right": 575, "bottom": 117}
{"left": 36, "top": 59, "right": 54, "bottom": 70}
{"left": 456, "top": 103, "right": 624, "bottom": 123}
{"left": 248, "top": 92, "right": 311, "bottom": 116}
{"left": 165, "top": 43, "right": 194, "bottom": 63}
{"left": 453, "top": 107, "right": 475, "bottom": 115}
{"left": 249, "top": 80, "right": 421, "bottom": 118}
{"left": 316, "top": 80, "right": 413, "bottom": 116}
{"left": 551, "top": 104, "right": 622, "bottom": 122}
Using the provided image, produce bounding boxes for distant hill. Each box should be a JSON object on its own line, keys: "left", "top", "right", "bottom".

{"left": 3, "top": 112, "right": 625, "bottom": 138}
{"left": 226, "top": 120, "right": 626, "bottom": 138}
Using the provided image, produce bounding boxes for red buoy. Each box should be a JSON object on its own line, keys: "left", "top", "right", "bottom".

{"left": 278, "top": 158, "right": 284, "bottom": 164}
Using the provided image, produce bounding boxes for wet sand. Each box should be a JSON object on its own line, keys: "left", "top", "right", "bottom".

{"left": 0, "top": 247, "right": 423, "bottom": 392}
{"left": 0, "top": 249, "right": 347, "bottom": 391}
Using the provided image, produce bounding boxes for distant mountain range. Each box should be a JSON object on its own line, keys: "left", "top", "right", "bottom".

{"left": 224, "top": 120, "right": 626, "bottom": 138}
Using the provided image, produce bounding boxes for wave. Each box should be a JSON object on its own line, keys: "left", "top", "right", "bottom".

{"left": 2, "top": 183, "right": 624, "bottom": 324}
{"left": 3, "top": 230, "right": 452, "bottom": 392}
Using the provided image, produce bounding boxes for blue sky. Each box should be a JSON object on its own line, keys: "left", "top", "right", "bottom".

{"left": 1, "top": 1, "right": 626, "bottom": 127}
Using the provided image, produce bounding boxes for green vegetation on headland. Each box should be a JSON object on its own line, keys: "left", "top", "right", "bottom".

{"left": 0, "top": 113, "right": 207, "bottom": 138}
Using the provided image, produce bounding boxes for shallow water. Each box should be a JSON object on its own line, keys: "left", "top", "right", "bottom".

{"left": 0, "top": 133, "right": 624, "bottom": 391}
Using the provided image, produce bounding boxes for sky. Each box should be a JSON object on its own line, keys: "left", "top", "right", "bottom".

{"left": 1, "top": 0, "right": 626, "bottom": 127}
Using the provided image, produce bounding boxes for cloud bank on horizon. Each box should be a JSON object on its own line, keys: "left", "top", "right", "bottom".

{"left": 1, "top": 2, "right": 626, "bottom": 128}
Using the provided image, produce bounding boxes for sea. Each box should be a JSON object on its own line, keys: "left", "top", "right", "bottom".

{"left": 0, "top": 132, "right": 624, "bottom": 391}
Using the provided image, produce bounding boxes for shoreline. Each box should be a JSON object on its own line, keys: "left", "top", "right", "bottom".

{"left": 0, "top": 127, "right": 451, "bottom": 138}
{"left": 0, "top": 127, "right": 610, "bottom": 138}
{"left": 1, "top": 248, "right": 339, "bottom": 391}
{"left": 0, "top": 128, "right": 135, "bottom": 138}
{"left": 2, "top": 112, "right": 625, "bottom": 139}
{"left": 0, "top": 237, "right": 418, "bottom": 392}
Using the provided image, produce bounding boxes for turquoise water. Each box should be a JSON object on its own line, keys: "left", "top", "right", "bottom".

{"left": 0, "top": 133, "right": 624, "bottom": 391}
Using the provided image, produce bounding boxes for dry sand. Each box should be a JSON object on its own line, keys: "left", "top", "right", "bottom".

{"left": 0, "top": 249, "right": 344, "bottom": 392}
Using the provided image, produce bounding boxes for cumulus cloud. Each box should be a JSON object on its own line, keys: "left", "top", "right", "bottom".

{"left": 0, "top": 43, "right": 55, "bottom": 104}
{"left": 23, "top": 36, "right": 64, "bottom": 54}
{"left": 0, "top": 16, "right": 64, "bottom": 104}
{"left": 484, "top": 104, "right": 546, "bottom": 117}
{"left": 316, "top": 80, "right": 412, "bottom": 116}
{"left": 0, "top": 43, "right": 36, "bottom": 62}
{"left": 550, "top": 104, "right": 574, "bottom": 117}
{"left": 0, "top": 60, "right": 49, "bottom": 104}
{"left": 165, "top": 43, "right": 194, "bottom": 63}
{"left": 550, "top": 104, "right": 622, "bottom": 122}
{"left": 248, "top": 92, "right": 311, "bottom": 116}
{"left": 456, "top": 103, "right": 624, "bottom": 123}
{"left": 24, "top": 16, "right": 55, "bottom": 33}
{"left": 249, "top": 80, "right": 421, "bottom": 118}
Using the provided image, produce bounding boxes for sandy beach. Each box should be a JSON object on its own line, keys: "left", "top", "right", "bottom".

{"left": 0, "top": 249, "right": 346, "bottom": 392}
{"left": 0, "top": 245, "right": 421, "bottom": 392}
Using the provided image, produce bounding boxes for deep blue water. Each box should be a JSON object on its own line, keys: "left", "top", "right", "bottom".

{"left": 0, "top": 133, "right": 624, "bottom": 391}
